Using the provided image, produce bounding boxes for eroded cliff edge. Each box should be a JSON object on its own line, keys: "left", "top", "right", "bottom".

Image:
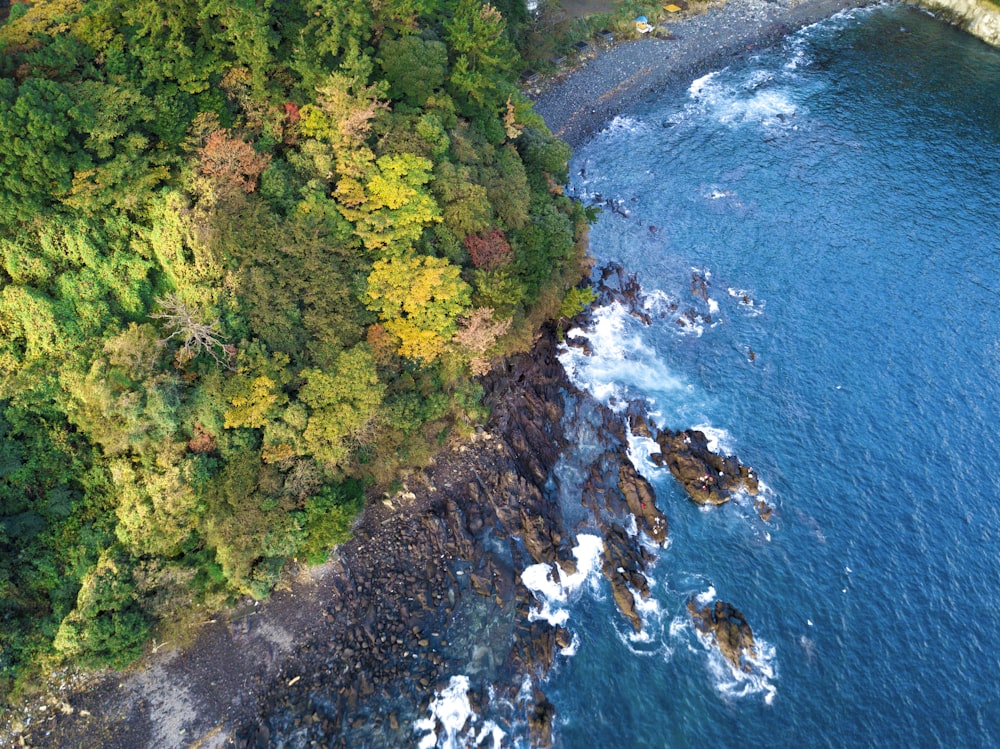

{"left": 914, "top": 0, "right": 1000, "bottom": 46}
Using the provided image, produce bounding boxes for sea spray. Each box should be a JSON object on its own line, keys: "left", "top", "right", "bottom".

{"left": 520, "top": 535, "right": 605, "bottom": 627}
{"left": 414, "top": 675, "right": 508, "bottom": 749}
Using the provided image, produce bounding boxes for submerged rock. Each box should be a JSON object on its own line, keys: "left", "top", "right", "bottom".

{"left": 687, "top": 598, "right": 757, "bottom": 672}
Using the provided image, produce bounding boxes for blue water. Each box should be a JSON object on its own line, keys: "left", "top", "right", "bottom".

{"left": 544, "top": 5, "right": 1000, "bottom": 747}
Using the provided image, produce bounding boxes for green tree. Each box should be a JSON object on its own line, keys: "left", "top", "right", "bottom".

{"left": 338, "top": 152, "right": 442, "bottom": 254}
{"left": 298, "top": 344, "right": 385, "bottom": 469}
{"left": 377, "top": 35, "right": 448, "bottom": 107}
{"left": 52, "top": 547, "right": 151, "bottom": 668}
{"left": 443, "top": 0, "right": 518, "bottom": 114}
{"left": 0, "top": 78, "right": 83, "bottom": 219}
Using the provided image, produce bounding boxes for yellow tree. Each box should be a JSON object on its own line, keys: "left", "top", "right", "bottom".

{"left": 366, "top": 253, "right": 471, "bottom": 363}
{"left": 337, "top": 152, "right": 442, "bottom": 254}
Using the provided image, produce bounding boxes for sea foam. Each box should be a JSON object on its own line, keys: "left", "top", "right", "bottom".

{"left": 414, "top": 675, "right": 506, "bottom": 749}
{"left": 690, "top": 589, "right": 778, "bottom": 705}
{"left": 520, "top": 534, "right": 605, "bottom": 627}
{"left": 689, "top": 66, "right": 801, "bottom": 129}
{"left": 559, "top": 302, "right": 689, "bottom": 409}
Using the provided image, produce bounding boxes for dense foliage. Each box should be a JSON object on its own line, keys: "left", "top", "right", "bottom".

{"left": 0, "top": 0, "right": 588, "bottom": 695}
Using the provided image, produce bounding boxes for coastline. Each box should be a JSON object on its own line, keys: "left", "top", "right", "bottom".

{"left": 1, "top": 1, "right": 876, "bottom": 747}
{"left": 531, "top": 0, "right": 876, "bottom": 148}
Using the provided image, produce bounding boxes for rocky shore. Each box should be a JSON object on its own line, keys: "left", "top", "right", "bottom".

{"left": 3, "top": 321, "right": 666, "bottom": 748}
{"left": 1, "top": 1, "right": 880, "bottom": 746}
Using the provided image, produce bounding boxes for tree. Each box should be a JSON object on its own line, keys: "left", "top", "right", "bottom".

{"left": 197, "top": 129, "right": 271, "bottom": 194}
{"left": 151, "top": 294, "right": 234, "bottom": 369}
{"left": 0, "top": 78, "right": 83, "bottom": 219}
{"left": 484, "top": 144, "right": 530, "bottom": 229}
{"left": 298, "top": 345, "right": 385, "bottom": 469}
{"left": 432, "top": 160, "right": 492, "bottom": 238}
{"left": 377, "top": 35, "right": 448, "bottom": 107}
{"left": 52, "top": 547, "right": 151, "bottom": 668}
{"left": 338, "top": 152, "right": 442, "bottom": 254}
{"left": 452, "top": 306, "right": 511, "bottom": 374}
{"left": 366, "top": 252, "right": 471, "bottom": 362}
{"left": 464, "top": 228, "right": 512, "bottom": 270}
{"left": 224, "top": 347, "right": 291, "bottom": 430}
{"left": 443, "top": 0, "right": 518, "bottom": 114}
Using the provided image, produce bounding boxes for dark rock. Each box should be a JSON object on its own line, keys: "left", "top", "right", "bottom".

{"left": 652, "top": 429, "right": 759, "bottom": 505}
{"left": 528, "top": 689, "right": 556, "bottom": 748}
{"left": 617, "top": 463, "right": 668, "bottom": 545}
{"left": 554, "top": 626, "right": 572, "bottom": 650}
{"left": 594, "top": 262, "right": 651, "bottom": 325}
{"left": 625, "top": 401, "right": 656, "bottom": 440}
{"left": 687, "top": 598, "right": 757, "bottom": 671}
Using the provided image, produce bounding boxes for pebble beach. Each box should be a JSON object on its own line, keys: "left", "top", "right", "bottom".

{"left": 532, "top": 0, "right": 873, "bottom": 147}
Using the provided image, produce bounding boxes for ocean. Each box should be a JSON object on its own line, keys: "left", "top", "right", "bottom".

{"left": 543, "top": 4, "right": 1000, "bottom": 747}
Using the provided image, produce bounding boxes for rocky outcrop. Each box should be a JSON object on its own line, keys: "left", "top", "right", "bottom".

{"left": 221, "top": 324, "right": 674, "bottom": 748}
{"left": 912, "top": 0, "right": 1000, "bottom": 47}
{"left": 688, "top": 598, "right": 758, "bottom": 672}
{"left": 651, "top": 428, "right": 760, "bottom": 506}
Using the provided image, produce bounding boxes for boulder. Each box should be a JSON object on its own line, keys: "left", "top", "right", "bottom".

{"left": 687, "top": 598, "right": 757, "bottom": 671}
{"left": 617, "top": 463, "right": 668, "bottom": 545}
{"left": 528, "top": 689, "right": 556, "bottom": 748}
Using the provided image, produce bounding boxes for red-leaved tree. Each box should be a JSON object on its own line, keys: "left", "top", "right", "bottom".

{"left": 464, "top": 228, "right": 513, "bottom": 270}
{"left": 198, "top": 129, "right": 271, "bottom": 193}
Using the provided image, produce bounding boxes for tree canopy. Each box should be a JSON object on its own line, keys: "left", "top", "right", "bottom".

{"left": 0, "top": 0, "right": 590, "bottom": 696}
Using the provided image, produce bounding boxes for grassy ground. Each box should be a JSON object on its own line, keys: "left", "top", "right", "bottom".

{"left": 559, "top": 0, "right": 625, "bottom": 17}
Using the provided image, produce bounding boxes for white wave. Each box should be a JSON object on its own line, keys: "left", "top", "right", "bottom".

{"left": 706, "top": 188, "right": 734, "bottom": 200}
{"left": 693, "top": 586, "right": 717, "bottom": 606}
{"left": 689, "top": 588, "right": 778, "bottom": 705}
{"left": 475, "top": 721, "right": 506, "bottom": 749}
{"left": 414, "top": 675, "right": 477, "bottom": 749}
{"left": 625, "top": 429, "right": 662, "bottom": 475}
{"left": 705, "top": 638, "right": 779, "bottom": 705}
{"left": 599, "top": 114, "right": 651, "bottom": 138}
{"left": 743, "top": 69, "right": 776, "bottom": 91}
{"left": 560, "top": 632, "right": 581, "bottom": 657}
{"left": 516, "top": 673, "right": 533, "bottom": 704}
{"left": 783, "top": 35, "right": 814, "bottom": 71}
{"left": 520, "top": 534, "right": 605, "bottom": 627}
{"left": 688, "top": 68, "right": 800, "bottom": 129}
{"left": 559, "top": 302, "right": 689, "bottom": 408}
{"left": 642, "top": 289, "right": 680, "bottom": 317}
{"left": 727, "top": 287, "right": 765, "bottom": 316}
{"left": 673, "top": 316, "right": 706, "bottom": 337}
{"left": 633, "top": 585, "right": 664, "bottom": 634}
{"left": 707, "top": 298, "right": 720, "bottom": 314}
{"left": 689, "top": 70, "right": 723, "bottom": 97}
{"left": 669, "top": 616, "right": 690, "bottom": 640}
{"left": 689, "top": 424, "right": 732, "bottom": 454}
{"left": 612, "top": 584, "right": 674, "bottom": 659}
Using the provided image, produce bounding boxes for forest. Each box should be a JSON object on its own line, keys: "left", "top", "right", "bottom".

{"left": 0, "top": 0, "right": 592, "bottom": 698}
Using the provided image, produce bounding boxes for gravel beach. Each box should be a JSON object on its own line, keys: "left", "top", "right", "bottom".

{"left": 532, "top": 0, "right": 875, "bottom": 147}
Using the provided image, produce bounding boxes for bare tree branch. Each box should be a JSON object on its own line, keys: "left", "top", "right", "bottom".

{"left": 151, "top": 294, "right": 234, "bottom": 369}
